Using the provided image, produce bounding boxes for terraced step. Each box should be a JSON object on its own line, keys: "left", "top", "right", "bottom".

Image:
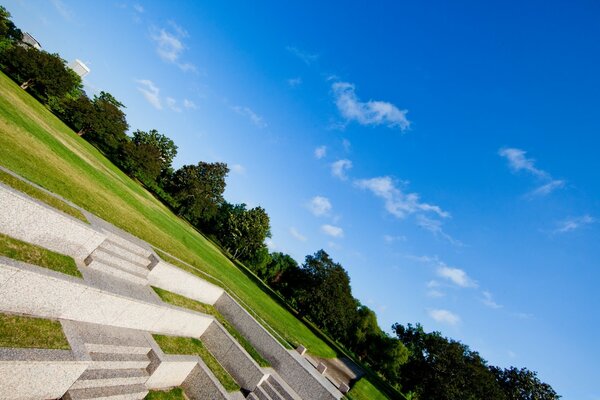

{"left": 253, "top": 386, "right": 275, "bottom": 400}
{"left": 266, "top": 375, "right": 299, "bottom": 400}
{"left": 100, "top": 240, "right": 151, "bottom": 267}
{"left": 104, "top": 234, "right": 152, "bottom": 258}
{"left": 261, "top": 381, "right": 285, "bottom": 400}
{"left": 69, "top": 369, "right": 148, "bottom": 389}
{"left": 246, "top": 394, "right": 260, "bottom": 400}
{"left": 85, "top": 343, "right": 151, "bottom": 355}
{"left": 85, "top": 259, "right": 148, "bottom": 285}
{"left": 64, "top": 383, "right": 148, "bottom": 400}
{"left": 91, "top": 247, "right": 150, "bottom": 276}
{"left": 89, "top": 352, "right": 150, "bottom": 370}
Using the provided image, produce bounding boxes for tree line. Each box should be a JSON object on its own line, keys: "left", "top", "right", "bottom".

{"left": 0, "top": 7, "right": 559, "bottom": 399}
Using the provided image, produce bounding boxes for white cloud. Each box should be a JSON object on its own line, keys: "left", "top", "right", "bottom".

{"left": 307, "top": 196, "right": 332, "bottom": 217}
{"left": 342, "top": 139, "right": 351, "bottom": 152}
{"left": 331, "top": 159, "right": 352, "bottom": 180}
{"left": 482, "top": 291, "right": 502, "bottom": 309}
{"left": 428, "top": 309, "right": 460, "bottom": 326}
{"left": 499, "top": 147, "right": 565, "bottom": 197}
{"left": 332, "top": 82, "right": 410, "bottom": 130}
{"left": 321, "top": 224, "right": 344, "bottom": 238}
{"left": 416, "top": 215, "right": 462, "bottom": 246}
{"left": 230, "top": 164, "right": 245, "bottom": 175}
{"left": 554, "top": 215, "right": 595, "bottom": 233}
{"left": 314, "top": 146, "right": 327, "bottom": 159}
{"left": 287, "top": 77, "right": 302, "bottom": 87}
{"left": 355, "top": 176, "right": 449, "bottom": 219}
{"left": 265, "top": 238, "right": 276, "bottom": 251}
{"left": 50, "top": 0, "right": 73, "bottom": 20}
{"left": 289, "top": 227, "right": 307, "bottom": 242}
{"left": 383, "top": 234, "right": 406, "bottom": 244}
{"left": 232, "top": 106, "right": 267, "bottom": 128}
{"left": 151, "top": 25, "right": 196, "bottom": 72}
{"left": 132, "top": 3, "right": 144, "bottom": 13}
{"left": 437, "top": 265, "right": 477, "bottom": 288}
{"left": 136, "top": 79, "right": 162, "bottom": 110}
{"left": 166, "top": 97, "right": 182, "bottom": 113}
{"left": 183, "top": 99, "right": 197, "bottom": 110}
{"left": 286, "top": 46, "right": 318, "bottom": 65}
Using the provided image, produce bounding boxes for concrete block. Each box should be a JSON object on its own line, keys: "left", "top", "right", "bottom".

{"left": 317, "top": 362, "right": 327, "bottom": 374}
{"left": 182, "top": 363, "right": 230, "bottom": 400}
{"left": 338, "top": 382, "right": 350, "bottom": 394}
{"left": 295, "top": 345, "right": 307, "bottom": 356}
{"left": 145, "top": 360, "right": 197, "bottom": 389}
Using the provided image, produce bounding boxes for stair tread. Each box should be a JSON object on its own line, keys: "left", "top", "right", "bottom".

{"left": 79, "top": 368, "right": 149, "bottom": 380}
{"left": 101, "top": 240, "right": 151, "bottom": 265}
{"left": 92, "top": 248, "right": 150, "bottom": 272}
{"left": 66, "top": 384, "right": 148, "bottom": 400}
{"left": 90, "top": 352, "right": 150, "bottom": 362}
{"left": 85, "top": 343, "right": 151, "bottom": 355}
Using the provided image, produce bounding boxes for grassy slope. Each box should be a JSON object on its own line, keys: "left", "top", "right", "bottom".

{"left": 0, "top": 232, "right": 81, "bottom": 278}
{"left": 347, "top": 377, "right": 391, "bottom": 400}
{"left": 0, "top": 313, "right": 70, "bottom": 349}
{"left": 0, "top": 71, "right": 334, "bottom": 358}
{"left": 153, "top": 334, "right": 240, "bottom": 392}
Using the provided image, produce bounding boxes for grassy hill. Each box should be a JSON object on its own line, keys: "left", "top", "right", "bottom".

{"left": 0, "top": 71, "right": 390, "bottom": 399}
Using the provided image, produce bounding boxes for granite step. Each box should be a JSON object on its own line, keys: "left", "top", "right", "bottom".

{"left": 100, "top": 240, "right": 151, "bottom": 267}
{"left": 64, "top": 383, "right": 148, "bottom": 400}
{"left": 103, "top": 234, "right": 152, "bottom": 258}
{"left": 85, "top": 259, "right": 148, "bottom": 286}
{"left": 85, "top": 343, "right": 151, "bottom": 355}
{"left": 90, "top": 247, "right": 150, "bottom": 276}
{"left": 246, "top": 394, "right": 260, "bottom": 400}
{"left": 260, "top": 381, "right": 285, "bottom": 400}
{"left": 89, "top": 352, "right": 150, "bottom": 370}
{"left": 69, "top": 369, "right": 148, "bottom": 389}
{"left": 253, "top": 386, "right": 275, "bottom": 400}
{"left": 265, "top": 373, "right": 301, "bottom": 400}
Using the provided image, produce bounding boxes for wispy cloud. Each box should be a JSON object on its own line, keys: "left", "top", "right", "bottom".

{"left": 416, "top": 215, "right": 462, "bottom": 246}
{"left": 286, "top": 46, "right": 318, "bottom": 65}
{"left": 132, "top": 3, "right": 144, "bottom": 13}
{"left": 481, "top": 291, "right": 503, "bottom": 309}
{"left": 136, "top": 79, "right": 162, "bottom": 110}
{"left": 183, "top": 99, "right": 197, "bottom": 110}
{"left": 166, "top": 97, "right": 182, "bottom": 113}
{"left": 321, "top": 224, "right": 344, "bottom": 238}
{"left": 232, "top": 106, "right": 267, "bottom": 128}
{"left": 307, "top": 196, "right": 332, "bottom": 217}
{"left": 355, "top": 176, "right": 448, "bottom": 219}
{"left": 331, "top": 159, "right": 352, "bottom": 180}
{"left": 383, "top": 234, "right": 406, "bottom": 244}
{"left": 332, "top": 82, "right": 410, "bottom": 130}
{"left": 342, "top": 139, "right": 351, "bottom": 152}
{"left": 426, "top": 281, "right": 445, "bottom": 298}
{"left": 287, "top": 77, "right": 302, "bottom": 87}
{"left": 437, "top": 265, "right": 477, "bottom": 288}
{"left": 50, "top": 0, "right": 73, "bottom": 21}
{"left": 314, "top": 145, "right": 327, "bottom": 159}
{"left": 289, "top": 227, "right": 307, "bottom": 242}
{"left": 553, "top": 215, "right": 595, "bottom": 233}
{"left": 265, "top": 238, "right": 276, "bottom": 251}
{"left": 499, "top": 147, "right": 565, "bottom": 197}
{"left": 428, "top": 309, "right": 460, "bottom": 326}
{"left": 151, "top": 23, "right": 196, "bottom": 72}
{"left": 230, "top": 164, "right": 245, "bottom": 175}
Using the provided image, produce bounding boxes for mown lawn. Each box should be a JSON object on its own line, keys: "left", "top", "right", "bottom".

{"left": 145, "top": 387, "right": 187, "bottom": 400}
{"left": 153, "top": 334, "right": 240, "bottom": 392}
{"left": 152, "top": 287, "right": 270, "bottom": 367}
{"left": 0, "top": 232, "right": 81, "bottom": 278}
{"left": 0, "top": 313, "right": 70, "bottom": 349}
{"left": 347, "top": 377, "right": 391, "bottom": 400}
{"left": 0, "top": 71, "right": 334, "bottom": 358}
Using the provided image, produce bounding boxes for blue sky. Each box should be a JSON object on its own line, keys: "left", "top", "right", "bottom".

{"left": 6, "top": 1, "right": 600, "bottom": 398}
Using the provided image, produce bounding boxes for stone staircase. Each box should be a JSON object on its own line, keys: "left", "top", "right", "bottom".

{"left": 84, "top": 238, "right": 154, "bottom": 286}
{"left": 62, "top": 322, "right": 152, "bottom": 400}
{"left": 247, "top": 375, "right": 301, "bottom": 400}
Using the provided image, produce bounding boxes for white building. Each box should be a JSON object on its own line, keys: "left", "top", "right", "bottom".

{"left": 68, "top": 59, "right": 90, "bottom": 78}
{"left": 21, "top": 32, "right": 41, "bottom": 50}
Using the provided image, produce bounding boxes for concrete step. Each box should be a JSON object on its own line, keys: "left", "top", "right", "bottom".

{"left": 91, "top": 247, "right": 150, "bottom": 276}
{"left": 69, "top": 369, "right": 148, "bottom": 389}
{"left": 64, "top": 383, "right": 148, "bottom": 400}
{"left": 266, "top": 375, "right": 299, "bottom": 400}
{"left": 253, "top": 386, "right": 275, "bottom": 400}
{"left": 100, "top": 240, "right": 151, "bottom": 267}
{"left": 260, "top": 381, "right": 285, "bottom": 400}
{"left": 104, "top": 234, "right": 152, "bottom": 258}
{"left": 85, "top": 259, "right": 148, "bottom": 286}
{"left": 89, "top": 352, "right": 150, "bottom": 370}
{"left": 246, "top": 394, "right": 260, "bottom": 400}
{"left": 85, "top": 343, "right": 151, "bottom": 355}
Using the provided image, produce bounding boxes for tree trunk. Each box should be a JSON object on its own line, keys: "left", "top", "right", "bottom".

{"left": 20, "top": 79, "right": 33, "bottom": 89}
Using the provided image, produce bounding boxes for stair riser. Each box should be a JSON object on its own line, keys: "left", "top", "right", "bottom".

{"left": 69, "top": 375, "right": 148, "bottom": 389}
{"left": 85, "top": 343, "right": 151, "bottom": 355}
{"left": 101, "top": 242, "right": 152, "bottom": 266}
{"left": 267, "top": 378, "right": 296, "bottom": 400}
{"left": 91, "top": 249, "right": 149, "bottom": 275}
{"left": 254, "top": 387, "right": 274, "bottom": 400}
{"left": 89, "top": 361, "right": 150, "bottom": 370}
{"left": 86, "top": 260, "right": 148, "bottom": 285}
{"left": 65, "top": 391, "right": 148, "bottom": 400}
{"left": 262, "top": 384, "right": 285, "bottom": 400}
{"left": 105, "top": 235, "right": 152, "bottom": 258}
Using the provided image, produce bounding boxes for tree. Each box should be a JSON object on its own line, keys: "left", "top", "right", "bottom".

{"left": 350, "top": 304, "right": 381, "bottom": 358}
{"left": 0, "top": 45, "right": 82, "bottom": 102}
{"left": 214, "top": 203, "right": 271, "bottom": 261}
{"left": 171, "top": 162, "right": 229, "bottom": 224}
{"left": 0, "top": 6, "right": 22, "bottom": 45}
{"left": 262, "top": 252, "right": 298, "bottom": 285}
{"left": 132, "top": 129, "right": 178, "bottom": 170}
{"left": 491, "top": 366, "right": 560, "bottom": 400}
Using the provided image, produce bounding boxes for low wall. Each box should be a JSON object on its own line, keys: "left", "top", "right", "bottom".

{"left": 145, "top": 333, "right": 198, "bottom": 389}
{"left": 215, "top": 293, "right": 342, "bottom": 400}
{"left": 0, "top": 258, "right": 214, "bottom": 337}
{"left": 200, "top": 321, "right": 267, "bottom": 391}
{"left": 0, "top": 348, "right": 88, "bottom": 400}
{"left": 182, "top": 364, "right": 231, "bottom": 400}
{"left": 147, "top": 260, "right": 224, "bottom": 305}
{"left": 0, "top": 184, "right": 106, "bottom": 259}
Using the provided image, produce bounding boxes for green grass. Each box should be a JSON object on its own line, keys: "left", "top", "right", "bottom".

{"left": 145, "top": 387, "right": 186, "bottom": 400}
{"left": 0, "top": 70, "right": 334, "bottom": 359}
{"left": 0, "top": 168, "right": 87, "bottom": 223}
{"left": 347, "top": 377, "right": 391, "bottom": 400}
{"left": 0, "top": 313, "right": 70, "bottom": 349}
{"left": 0, "top": 232, "right": 81, "bottom": 278}
{"left": 152, "top": 287, "right": 270, "bottom": 367}
{"left": 153, "top": 334, "right": 240, "bottom": 392}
